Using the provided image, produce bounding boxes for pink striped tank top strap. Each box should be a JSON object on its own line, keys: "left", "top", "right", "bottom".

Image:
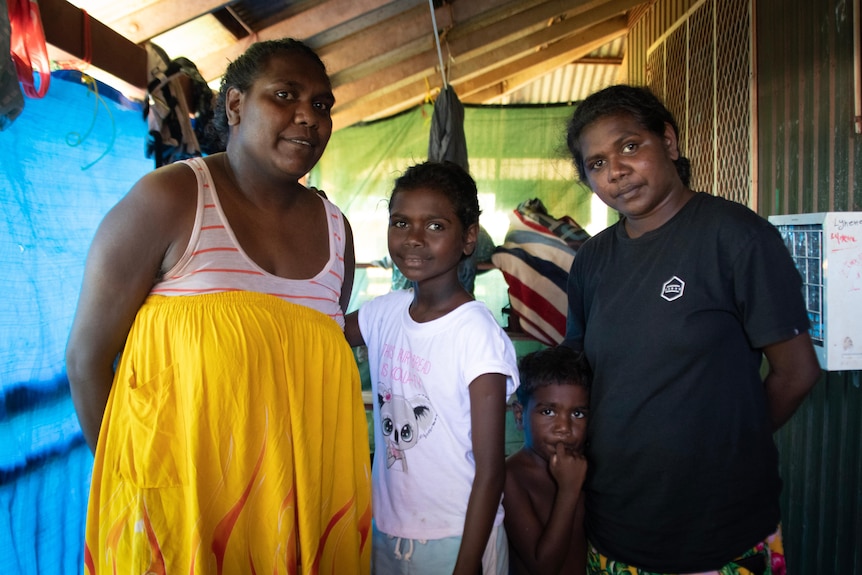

{"left": 150, "top": 157, "right": 347, "bottom": 328}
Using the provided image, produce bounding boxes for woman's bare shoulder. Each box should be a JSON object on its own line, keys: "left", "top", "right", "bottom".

{"left": 131, "top": 161, "right": 198, "bottom": 202}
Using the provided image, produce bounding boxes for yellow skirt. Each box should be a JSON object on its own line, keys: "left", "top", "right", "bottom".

{"left": 84, "top": 292, "right": 371, "bottom": 575}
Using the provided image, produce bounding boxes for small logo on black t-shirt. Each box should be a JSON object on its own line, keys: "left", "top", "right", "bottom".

{"left": 661, "top": 276, "right": 685, "bottom": 301}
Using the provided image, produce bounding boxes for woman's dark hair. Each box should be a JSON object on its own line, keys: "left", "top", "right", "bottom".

{"left": 565, "top": 84, "right": 691, "bottom": 187}
{"left": 391, "top": 161, "right": 481, "bottom": 231}
{"left": 210, "top": 38, "right": 328, "bottom": 148}
{"left": 515, "top": 345, "right": 592, "bottom": 405}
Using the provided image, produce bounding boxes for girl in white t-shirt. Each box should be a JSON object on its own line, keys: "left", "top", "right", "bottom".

{"left": 345, "top": 160, "right": 519, "bottom": 575}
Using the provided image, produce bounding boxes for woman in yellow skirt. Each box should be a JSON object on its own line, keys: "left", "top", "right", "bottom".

{"left": 66, "top": 39, "right": 371, "bottom": 574}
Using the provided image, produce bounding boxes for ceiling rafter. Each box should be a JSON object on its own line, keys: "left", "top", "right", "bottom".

{"left": 99, "top": 0, "right": 230, "bottom": 43}
{"left": 329, "top": 1, "right": 582, "bottom": 107}
{"left": 329, "top": 0, "right": 639, "bottom": 128}
{"left": 461, "top": 17, "right": 628, "bottom": 103}
{"left": 51, "top": 0, "right": 645, "bottom": 130}
{"left": 193, "top": 0, "right": 417, "bottom": 81}
{"left": 332, "top": 16, "right": 627, "bottom": 129}
{"left": 319, "top": 0, "right": 507, "bottom": 79}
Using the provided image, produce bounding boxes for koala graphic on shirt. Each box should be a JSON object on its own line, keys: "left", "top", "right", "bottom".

{"left": 378, "top": 386, "right": 436, "bottom": 472}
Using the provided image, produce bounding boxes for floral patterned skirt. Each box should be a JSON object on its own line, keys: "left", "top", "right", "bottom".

{"left": 587, "top": 525, "right": 785, "bottom": 575}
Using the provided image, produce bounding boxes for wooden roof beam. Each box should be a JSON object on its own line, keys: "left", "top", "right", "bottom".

{"left": 335, "top": 16, "right": 626, "bottom": 128}
{"left": 330, "top": 0, "right": 640, "bottom": 110}
{"left": 461, "top": 19, "right": 627, "bottom": 103}
{"left": 40, "top": 0, "right": 147, "bottom": 90}
{"left": 98, "top": 0, "right": 230, "bottom": 44}
{"left": 320, "top": 0, "right": 520, "bottom": 80}
{"left": 329, "top": 0, "right": 585, "bottom": 108}
{"left": 330, "top": 0, "right": 638, "bottom": 129}
{"left": 194, "top": 0, "right": 421, "bottom": 81}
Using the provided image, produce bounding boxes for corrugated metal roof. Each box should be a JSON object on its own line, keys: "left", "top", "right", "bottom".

{"left": 492, "top": 36, "right": 626, "bottom": 105}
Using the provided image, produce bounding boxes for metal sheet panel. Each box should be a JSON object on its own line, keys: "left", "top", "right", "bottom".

{"left": 757, "top": 0, "right": 861, "bottom": 216}
{"left": 774, "top": 372, "right": 862, "bottom": 575}
{"left": 758, "top": 1, "right": 862, "bottom": 572}
{"left": 493, "top": 37, "right": 627, "bottom": 105}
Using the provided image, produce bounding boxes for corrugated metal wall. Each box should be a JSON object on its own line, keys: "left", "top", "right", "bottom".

{"left": 626, "top": 0, "right": 862, "bottom": 573}
{"left": 757, "top": 0, "right": 862, "bottom": 573}
{"left": 756, "top": 0, "right": 861, "bottom": 216}
{"left": 774, "top": 372, "right": 862, "bottom": 574}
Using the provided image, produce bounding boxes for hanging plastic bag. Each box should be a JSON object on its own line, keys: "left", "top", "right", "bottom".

{"left": 7, "top": 0, "right": 50, "bottom": 98}
{"left": 0, "top": 0, "right": 24, "bottom": 128}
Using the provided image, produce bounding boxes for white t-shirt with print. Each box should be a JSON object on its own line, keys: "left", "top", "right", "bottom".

{"left": 358, "top": 289, "right": 519, "bottom": 540}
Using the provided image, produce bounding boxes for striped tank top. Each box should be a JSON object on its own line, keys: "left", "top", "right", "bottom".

{"left": 151, "top": 157, "right": 348, "bottom": 328}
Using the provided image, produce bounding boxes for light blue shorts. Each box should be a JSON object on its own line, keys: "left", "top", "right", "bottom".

{"left": 372, "top": 520, "right": 508, "bottom": 575}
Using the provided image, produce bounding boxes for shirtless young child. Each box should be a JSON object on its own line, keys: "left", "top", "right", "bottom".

{"left": 503, "top": 345, "right": 591, "bottom": 575}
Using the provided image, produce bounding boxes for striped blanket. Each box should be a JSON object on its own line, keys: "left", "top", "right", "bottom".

{"left": 491, "top": 199, "right": 589, "bottom": 345}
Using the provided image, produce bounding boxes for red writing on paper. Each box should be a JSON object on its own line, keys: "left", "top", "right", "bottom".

{"left": 830, "top": 232, "right": 857, "bottom": 245}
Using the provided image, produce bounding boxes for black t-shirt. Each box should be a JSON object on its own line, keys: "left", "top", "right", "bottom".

{"left": 564, "top": 192, "right": 810, "bottom": 572}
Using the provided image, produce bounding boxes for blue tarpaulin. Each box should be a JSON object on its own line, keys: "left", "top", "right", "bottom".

{"left": 0, "top": 70, "right": 151, "bottom": 574}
